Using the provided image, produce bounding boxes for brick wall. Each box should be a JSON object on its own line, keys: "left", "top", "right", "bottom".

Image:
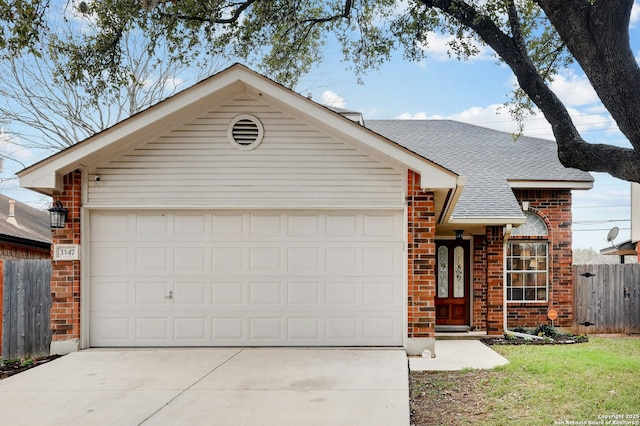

{"left": 507, "top": 189, "right": 573, "bottom": 329}
{"left": 485, "top": 226, "right": 505, "bottom": 335}
{"left": 407, "top": 170, "right": 436, "bottom": 339}
{"left": 50, "top": 170, "right": 82, "bottom": 342}
{"left": 472, "top": 235, "right": 487, "bottom": 330}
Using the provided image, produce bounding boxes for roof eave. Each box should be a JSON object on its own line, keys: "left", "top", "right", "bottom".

{"left": 509, "top": 180, "right": 594, "bottom": 190}
{"left": 19, "top": 63, "right": 460, "bottom": 193}
{"left": 448, "top": 215, "right": 527, "bottom": 225}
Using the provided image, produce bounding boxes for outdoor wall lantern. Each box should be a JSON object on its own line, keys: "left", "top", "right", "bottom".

{"left": 455, "top": 229, "right": 464, "bottom": 240}
{"left": 48, "top": 201, "right": 68, "bottom": 229}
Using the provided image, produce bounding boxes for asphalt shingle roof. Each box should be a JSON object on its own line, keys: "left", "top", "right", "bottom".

{"left": 0, "top": 194, "right": 51, "bottom": 245}
{"left": 365, "top": 120, "right": 593, "bottom": 221}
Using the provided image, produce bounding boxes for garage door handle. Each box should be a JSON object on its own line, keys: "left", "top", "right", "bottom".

{"left": 165, "top": 291, "right": 173, "bottom": 300}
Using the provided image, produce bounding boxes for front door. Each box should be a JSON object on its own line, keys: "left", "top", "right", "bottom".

{"left": 435, "top": 240, "right": 470, "bottom": 326}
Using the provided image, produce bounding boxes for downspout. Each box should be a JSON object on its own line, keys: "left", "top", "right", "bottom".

{"left": 503, "top": 224, "right": 544, "bottom": 340}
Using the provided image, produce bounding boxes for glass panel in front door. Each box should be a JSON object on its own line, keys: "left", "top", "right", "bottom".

{"left": 454, "top": 245, "right": 464, "bottom": 298}
{"left": 437, "top": 246, "right": 449, "bottom": 298}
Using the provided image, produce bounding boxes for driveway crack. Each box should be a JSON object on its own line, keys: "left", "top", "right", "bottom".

{"left": 137, "top": 348, "right": 244, "bottom": 425}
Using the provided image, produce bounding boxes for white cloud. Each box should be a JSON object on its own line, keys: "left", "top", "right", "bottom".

{"left": 0, "top": 128, "right": 36, "bottom": 164}
{"left": 321, "top": 90, "right": 346, "bottom": 108}
{"left": 631, "top": 2, "right": 640, "bottom": 27}
{"left": 396, "top": 112, "right": 430, "bottom": 120}
{"left": 143, "top": 75, "right": 185, "bottom": 94}
{"left": 394, "top": 102, "right": 620, "bottom": 144}
{"left": 420, "top": 32, "right": 494, "bottom": 62}
{"left": 549, "top": 71, "right": 599, "bottom": 107}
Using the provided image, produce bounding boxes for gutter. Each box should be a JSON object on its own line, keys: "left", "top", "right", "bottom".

{"left": 502, "top": 224, "right": 543, "bottom": 340}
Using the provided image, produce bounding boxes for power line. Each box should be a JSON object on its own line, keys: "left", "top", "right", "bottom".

{"left": 574, "top": 227, "right": 630, "bottom": 232}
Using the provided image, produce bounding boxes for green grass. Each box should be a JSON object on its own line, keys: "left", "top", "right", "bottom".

{"left": 481, "top": 337, "right": 640, "bottom": 425}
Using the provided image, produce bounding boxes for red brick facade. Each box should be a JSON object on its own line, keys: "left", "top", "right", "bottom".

{"left": 48, "top": 170, "right": 574, "bottom": 347}
{"left": 407, "top": 170, "right": 436, "bottom": 339}
{"left": 50, "top": 170, "right": 82, "bottom": 342}
{"left": 506, "top": 189, "right": 573, "bottom": 329}
{"left": 470, "top": 189, "right": 573, "bottom": 332}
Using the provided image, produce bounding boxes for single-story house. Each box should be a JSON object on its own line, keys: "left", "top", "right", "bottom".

{"left": 17, "top": 64, "right": 593, "bottom": 356}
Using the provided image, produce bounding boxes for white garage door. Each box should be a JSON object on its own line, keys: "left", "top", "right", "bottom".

{"left": 89, "top": 210, "right": 404, "bottom": 347}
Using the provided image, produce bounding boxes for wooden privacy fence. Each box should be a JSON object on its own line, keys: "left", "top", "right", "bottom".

{"left": 1, "top": 259, "right": 52, "bottom": 359}
{"left": 573, "top": 264, "right": 640, "bottom": 335}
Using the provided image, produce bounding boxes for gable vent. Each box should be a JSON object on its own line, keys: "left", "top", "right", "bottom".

{"left": 228, "top": 114, "right": 264, "bottom": 150}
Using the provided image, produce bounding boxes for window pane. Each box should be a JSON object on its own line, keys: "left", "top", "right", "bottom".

{"left": 525, "top": 288, "right": 536, "bottom": 300}
{"left": 454, "top": 246, "right": 464, "bottom": 298}
{"left": 511, "top": 287, "right": 523, "bottom": 300}
{"left": 437, "top": 246, "right": 448, "bottom": 298}
{"left": 506, "top": 241, "right": 548, "bottom": 302}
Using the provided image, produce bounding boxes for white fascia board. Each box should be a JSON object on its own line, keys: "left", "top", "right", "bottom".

{"left": 439, "top": 176, "right": 467, "bottom": 223}
{"left": 18, "top": 70, "right": 246, "bottom": 192}
{"left": 508, "top": 180, "right": 593, "bottom": 190}
{"left": 448, "top": 215, "right": 527, "bottom": 225}
{"left": 632, "top": 183, "right": 640, "bottom": 243}
{"left": 241, "top": 74, "right": 459, "bottom": 190}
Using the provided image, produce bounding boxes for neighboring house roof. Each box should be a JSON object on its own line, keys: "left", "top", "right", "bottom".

{"left": 0, "top": 194, "right": 51, "bottom": 248}
{"left": 367, "top": 120, "right": 594, "bottom": 223}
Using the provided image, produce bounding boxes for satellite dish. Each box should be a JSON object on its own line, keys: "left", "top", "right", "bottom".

{"left": 607, "top": 226, "right": 619, "bottom": 249}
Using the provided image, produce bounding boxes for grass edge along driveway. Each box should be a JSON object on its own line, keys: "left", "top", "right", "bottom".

{"left": 409, "top": 336, "right": 640, "bottom": 425}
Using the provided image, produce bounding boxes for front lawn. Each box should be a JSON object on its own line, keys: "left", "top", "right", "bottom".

{"left": 410, "top": 336, "right": 640, "bottom": 425}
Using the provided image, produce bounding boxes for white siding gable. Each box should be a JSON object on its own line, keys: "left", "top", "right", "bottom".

{"left": 86, "top": 94, "right": 404, "bottom": 208}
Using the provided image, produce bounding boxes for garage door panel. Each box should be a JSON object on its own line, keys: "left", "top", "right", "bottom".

{"left": 212, "top": 214, "right": 245, "bottom": 236}
{"left": 174, "top": 213, "right": 208, "bottom": 236}
{"left": 174, "top": 317, "right": 207, "bottom": 341}
{"left": 326, "top": 214, "right": 358, "bottom": 236}
{"left": 212, "top": 246, "right": 245, "bottom": 270}
{"left": 174, "top": 247, "right": 207, "bottom": 271}
{"left": 136, "top": 317, "right": 169, "bottom": 341}
{"left": 92, "top": 245, "right": 131, "bottom": 272}
{"left": 90, "top": 210, "right": 403, "bottom": 347}
{"left": 287, "top": 317, "right": 320, "bottom": 340}
{"left": 363, "top": 317, "right": 398, "bottom": 340}
{"left": 248, "top": 282, "right": 283, "bottom": 305}
{"left": 92, "top": 316, "right": 130, "bottom": 342}
{"left": 135, "top": 247, "right": 168, "bottom": 270}
{"left": 135, "top": 213, "right": 170, "bottom": 236}
{"left": 288, "top": 214, "right": 320, "bottom": 236}
{"left": 326, "top": 317, "right": 358, "bottom": 340}
{"left": 249, "top": 247, "right": 283, "bottom": 270}
{"left": 363, "top": 246, "right": 402, "bottom": 273}
{"left": 212, "top": 282, "right": 244, "bottom": 305}
{"left": 250, "top": 317, "right": 282, "bottom": 340}
{"left": 287, "top": 282, "right": 320, "bottom": 304}
{"left": 173, "top": 282, "right": 209, "bottom": 305}
{"left": 250, "top": 214, "right": 283, "bottom": 236}
{"left": 212, "top": 317, "right": 245, "bottom": 340}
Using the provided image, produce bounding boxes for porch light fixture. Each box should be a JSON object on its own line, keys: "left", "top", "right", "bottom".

{"left": 48, "top": 201, "right": 68, "bottom": 229}
{"left": 455, "top": 229, "right": 464, "bottom": 240}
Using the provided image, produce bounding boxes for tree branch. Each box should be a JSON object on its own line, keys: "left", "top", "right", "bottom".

{"left": 420, "top": 0, "right": 640, "bottom": 182}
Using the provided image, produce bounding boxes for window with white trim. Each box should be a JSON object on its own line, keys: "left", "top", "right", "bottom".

{"left": 507, "top": 212, "right": 549, "bottom": 302}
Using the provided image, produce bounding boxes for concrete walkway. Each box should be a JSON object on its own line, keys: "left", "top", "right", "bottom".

{"left": 0, "top": 348, "right": 409, "bottom": 426}
{"left": 409, "top": 340, "right": 509, "bottom": 371}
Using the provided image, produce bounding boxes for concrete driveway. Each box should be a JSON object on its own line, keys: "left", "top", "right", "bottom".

{"left": 0, "top": 348, "right": 409, "bottom": 426}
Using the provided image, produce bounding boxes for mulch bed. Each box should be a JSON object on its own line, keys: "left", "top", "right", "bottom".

{"left": 0, "top": 355, "right": 61, "bottom": 380}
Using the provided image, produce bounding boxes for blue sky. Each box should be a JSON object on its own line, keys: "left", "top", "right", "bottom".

{"left": 294, "top": 6, "right": 640, "bottom": 251}
{"left": 0, "top": 2, "right": 638, "bottom": 250}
